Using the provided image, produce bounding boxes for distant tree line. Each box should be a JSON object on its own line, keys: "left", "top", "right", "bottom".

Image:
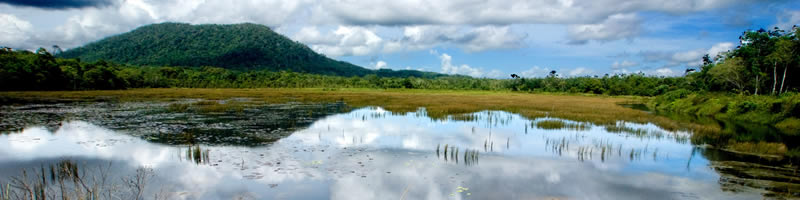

{"left": 0, "top": 48, "right": 689, "bottom": 95}
{"left": 1, "top": 26, "right": 798, "bottom": 97}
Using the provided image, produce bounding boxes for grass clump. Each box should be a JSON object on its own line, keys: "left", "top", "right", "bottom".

{"left": 536, "top": 120, "right": 566, "bottom": 130}
{"left": 167, "top": 102, "right": 190, "bottom": 112}
{"left": 727, "top": 141, "right": 787, "bottom": 156}
{"left": 536, "top": 120, "right": 590, "bottom": 130}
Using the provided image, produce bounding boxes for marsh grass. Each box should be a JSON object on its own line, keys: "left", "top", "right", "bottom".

{"left": 0, "top": 88, "right": 668, "bottom": 127}
{"left": 536, "top": 120, "right": 566, "bottom": 130}
{"left": 727, "top": 142, "right": 788, "bottom": 156}
{"left": 0, "top": 160, "right": 162, "bottom": 200}
{"left": 0, "top": 88, "right": 731, "bottom": 151}
{"left": 0, "top": 182, "right": 8, "bottom": 200}
{"left": 535, "top": 119, "right": 591, "bottom": 131}
{"left": 187, "top": 146, "right": 210, "bottom": 165}
{"left": 436, "top": 144, "right": 479, "bottom": 166}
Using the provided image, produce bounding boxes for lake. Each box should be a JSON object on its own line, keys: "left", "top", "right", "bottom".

{"left": 0, "top": 100, "right": 796, "bottom": 199}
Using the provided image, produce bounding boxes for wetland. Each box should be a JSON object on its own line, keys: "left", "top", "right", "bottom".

{"left": 0, "top": 89, "right": 799, "bottom": 199}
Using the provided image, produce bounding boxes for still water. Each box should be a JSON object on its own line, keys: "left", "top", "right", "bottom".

{"left": 0, "top": 102, "right": 788, "bottom": 199}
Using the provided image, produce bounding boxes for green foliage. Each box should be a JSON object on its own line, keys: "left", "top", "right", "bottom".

{"left": 58, "top": 23, "right": 443, "bottom": 78}
{"left": 775, "top": 118, "right": 800, "bottom": 134}
{"left": 708, "top": 57, "right": 747, "bottom": 92}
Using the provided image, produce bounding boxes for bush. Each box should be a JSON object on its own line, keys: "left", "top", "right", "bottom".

{"left": 732, "top": 101, "right": 758, "bottom": 114}
{"left": 658, "top": 89, "right": 691, "bottom": 103}
{"left": 775, "top": 118, "right": 800, "bottom": 135}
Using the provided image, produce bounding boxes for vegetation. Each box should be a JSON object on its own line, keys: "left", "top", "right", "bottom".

{"left": 57, "top": 23, "right": 443, "bottom": 78}
{"left": 1, "top": 47, "right": 690, "bottom": 94}
{"left": 0, "top": 160, "right": 158, "bottom": 200}
{"left": 649, "top": 27, "right": 800, "bottom": 127}
{"left": 2, "top": 24, "right": 800, "bottom": 158}
{"left": 0, "top": 88, "right": 707, "bottom": 138}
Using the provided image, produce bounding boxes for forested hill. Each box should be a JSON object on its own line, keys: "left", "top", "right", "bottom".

{"left": 59, "top": 23, "right": 436, "bottom": 77}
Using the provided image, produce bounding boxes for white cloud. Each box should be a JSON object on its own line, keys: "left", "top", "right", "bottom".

{"left": 314, "top": 0, "right": 752, "bottom": 26}
{"left": 373, "top": 60, "right": 387, "bottom": 69}
{"left": 707, "top": 42, "right": 734, "bottom": 59}
{"left": 612, "top": 60, "right": 638, "bottom": 69}
{"left": 2, "top": 0, "right": 310, "bottom": 49}
{"left": 638, "top": 42, "right": 735, "bottom": 69}
{"left": 437, "top": 53, "right": 502, "bottom": 78}
{"left": 295, "top": 26, "right": 383, "bottom": 57}
{"left": 775, "top": 10, "right": 800, "bottom": 30}
{"left": 395, "top": 25, "right": 526, "bottom": 52}
{"left": 440, "top": 53, "right": 481, "bottom": 77}
{"left": 567, "top": 67, "right": 593, "bottom": 76}
{"left": 1, "top": 0, "right": 768, "bottom": 60}
{"left": 294, "top": 25, "right": 526, "bottom": 56}
{"left": 0, "top": 14, "right": 33, "bottom": 49}
{"left": 520, "top": 66, "right": 552, "bottom": 77}
{"left": 653, "top": 68, "right": 679, "bottom": 76}
{"left": 567, "top": 13, "right": 642, "bottom": 44}
{"left": 293, "top": 26, "right": 338, "bottom": 45}
{"left": 459, "top": 26, "right": 527, "bottom": 52}
{"left": 487, "top": 69, "right": 504, "bottom": 78}
{"left": 671, "top": 49, "right": 705, "bottom": 64}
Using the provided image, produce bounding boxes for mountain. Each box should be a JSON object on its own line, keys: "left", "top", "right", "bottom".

{"left": 60, "top": 23, "right": 440, "bottom": 77}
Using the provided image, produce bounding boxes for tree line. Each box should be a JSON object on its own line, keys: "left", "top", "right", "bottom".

{"left": 0, "top": 48, "right": 689, "bottom": 95}
{"left": 1, "top": 26, "right": 798, "bottom": 97}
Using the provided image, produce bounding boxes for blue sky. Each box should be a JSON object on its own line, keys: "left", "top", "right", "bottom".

{"left": 1, "top": 0, "right": 799, "bottom": 78}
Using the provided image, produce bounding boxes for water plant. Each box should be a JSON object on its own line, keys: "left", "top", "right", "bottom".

{"left": 186, "top": 146, "right": 211, "bottom": 165}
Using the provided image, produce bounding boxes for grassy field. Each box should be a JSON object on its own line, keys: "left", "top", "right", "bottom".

{"left": 0, "top": 88, "right": 710, "bottom": 132}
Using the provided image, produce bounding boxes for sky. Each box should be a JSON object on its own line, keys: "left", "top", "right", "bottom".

{"left": 1, "top": 0, "right": 800, "bottom": 78}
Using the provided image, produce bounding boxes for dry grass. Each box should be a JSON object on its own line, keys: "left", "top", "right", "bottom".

{"left": 0, "top": 88, "right": 712, "bottom": 133}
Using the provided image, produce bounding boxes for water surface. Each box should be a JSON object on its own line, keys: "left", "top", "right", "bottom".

{"left": 0, "top": 102, "right": 792, "bottom": 199}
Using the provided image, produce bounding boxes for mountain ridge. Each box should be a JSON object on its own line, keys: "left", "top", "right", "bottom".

{"left": 60, "top": 22, "right": 441, "bottom": 78}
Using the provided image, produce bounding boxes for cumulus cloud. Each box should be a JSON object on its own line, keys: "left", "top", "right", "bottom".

{"left": 638, "top": 42, "right": 735, "bottom": 69}
{"left": 440, "top": 53, "right": 481, "bottom": 77}
{"left": 0, "top": 14, "right": 33, "bottom": 48}
{"left": 567, "top": 13, "right": 642, "bottom": 44}
{"left": 436, "top": 53, "right": 502, "bottom": 78}
{"left": 373, "top": 61, "right": 387, "bottom": 69}
{"left": 707, "top": 42, "right": 734, "bottom": 59}
{"left": 314, "top": 0, "right": 754, "bottom": 26}
{"left": 1, "top": 0, "right": 310, "bottom": 49}
{"left": 2, "top": 0, "right": 764, "bottom": 52}
{"left": 294, "top": 26, "right": 383, "bottom": 57}
{"left": 458, "top": 26, "right": 527, "bottom": 52}
{"left": 0, "top": 0, "right": 115, "bottom": 9}
{"left": 294, "top": 25, "right": 526, "bottom": 56}
{"left": 390, "top": 25, "right": 526, "bottom": 52}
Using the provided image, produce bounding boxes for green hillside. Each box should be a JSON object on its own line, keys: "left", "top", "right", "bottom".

{"left": 59, "top": 23, "right": 437, "bottom": 77}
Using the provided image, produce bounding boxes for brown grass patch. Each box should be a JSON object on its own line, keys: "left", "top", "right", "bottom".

{"left": 0, "top": 88, "right": 715, "bottom": 133}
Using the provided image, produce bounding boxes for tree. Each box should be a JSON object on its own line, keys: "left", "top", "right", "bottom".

{"left": 709, "top": 57, "right": 747, "bottom": 92}
{"left": 768, "top": 37, "right": 797, "bottom": 94}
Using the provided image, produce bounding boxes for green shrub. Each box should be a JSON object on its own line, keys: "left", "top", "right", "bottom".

{"left": 659, "top": 89, "right": 691, "bottom": 102}
{"left": 775, "top": 118, "right": 800, "bottom": 135}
